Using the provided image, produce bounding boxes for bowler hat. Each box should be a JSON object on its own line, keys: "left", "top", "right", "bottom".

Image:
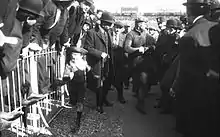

{"left": 19, "top": 0, "right": 44, "bottom": 17}
{"left": 100, "top": 11, "right": 114, "bottom": 24}
{"left": 183, "top": 0, "right": 210, "bottom": 6}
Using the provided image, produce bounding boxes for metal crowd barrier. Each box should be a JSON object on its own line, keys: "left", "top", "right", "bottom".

{"left": 0, "top": 48, "right": 67, "bottom": 136}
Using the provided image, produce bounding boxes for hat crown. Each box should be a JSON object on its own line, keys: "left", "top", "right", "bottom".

{"left": 100, "top": 11, "right": 114, "bottom": 23}
{"left": 183, "top": 0, "right": 210, "bottom": 5}
{"left": 19, "top": 0, "right": 44, "bottom": 16}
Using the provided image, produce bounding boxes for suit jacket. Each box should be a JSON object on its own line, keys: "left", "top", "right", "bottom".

{"left": 84, "top": 25, "right": 114, "bottom": 77}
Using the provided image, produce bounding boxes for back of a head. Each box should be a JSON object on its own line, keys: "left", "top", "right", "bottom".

{"left": 183, "top": 0, "right": 210, "bottom": 17}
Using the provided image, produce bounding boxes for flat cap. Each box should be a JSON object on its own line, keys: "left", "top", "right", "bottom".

{"left": 84, "top": 0, "right": 94, "bottom": 6}
{"left": 114, "top": 21, "right": 124, "bottom": 28}
{"left": 67, "top": 46, "right": 88, "bottom": 54}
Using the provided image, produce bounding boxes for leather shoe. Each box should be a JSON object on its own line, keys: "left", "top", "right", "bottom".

{"left": 103, "top": 100, "right": 113, "bottom": 107}
{"left": 118, "top": 97, "right": 126, "bottom": 104}
{"left": 96, "top": 106, "right": 104, "bottom": 114}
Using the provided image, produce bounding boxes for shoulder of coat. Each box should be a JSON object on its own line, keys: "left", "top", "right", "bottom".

{"left": 184, "top": 20, "right": 218, "bottom": 47}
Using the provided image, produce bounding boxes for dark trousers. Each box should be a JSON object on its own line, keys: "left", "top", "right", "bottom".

{"left": 68, "top": 81, "right": 86, "bottom": 105}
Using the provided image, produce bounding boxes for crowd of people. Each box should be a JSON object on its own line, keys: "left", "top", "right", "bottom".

{"left": 0, "top": 0, "right": 220, "bottom": 137}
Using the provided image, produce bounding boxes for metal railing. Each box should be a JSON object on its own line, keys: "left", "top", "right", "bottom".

{"left": 0, "top": 48, "right": 67, "bottom": 136}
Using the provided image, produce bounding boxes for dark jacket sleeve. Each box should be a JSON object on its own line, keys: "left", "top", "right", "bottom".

{"left": 0, "top": 19, "right": 23, "bottom": 78}
{"left": 60, "top": 14, "right": 69, "bottom": 45}
{"left": 84, "top": 30, "right": 102, "bottom": 58}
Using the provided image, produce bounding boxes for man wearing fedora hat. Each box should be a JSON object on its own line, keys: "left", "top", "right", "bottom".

{"left": 175, "top": 0, "right": 220, "bottom": 137}
{"left": 84, "top": 11, "right": 115, "bottom": 113}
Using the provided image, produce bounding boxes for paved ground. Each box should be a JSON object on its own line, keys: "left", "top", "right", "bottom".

{"left": 0, "top": 85, "right": 184, "bottom": 137}
{"left": 104, "top": 85, "right": 183, "bottom": 137}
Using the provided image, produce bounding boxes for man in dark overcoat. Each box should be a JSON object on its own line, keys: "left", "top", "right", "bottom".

{"left": 175, "top": 0, "right": 220, "bottom": 137}
{"left": 84, "top": 11, "right": 115, "bottom": 113}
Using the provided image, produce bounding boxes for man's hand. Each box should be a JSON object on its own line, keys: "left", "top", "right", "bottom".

{"left": 101, "top": 52, "right": 108, "bottom": 59}
{"left": 138, "top": 46, "right": 145, "bottom": 53}
{"left": 28, "top": 43, "right": 42, "bottom": 52}
{"left": 206, "top": 69, "right": 219, "bottom": 79}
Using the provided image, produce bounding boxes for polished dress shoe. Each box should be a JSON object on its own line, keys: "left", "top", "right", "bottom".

{"left": 103, "top": 100, "right": 113, "bottom": 107}
{"left": 96, "top": 106, "right": 104, "bottom": 114}
{"left": 118, "top": 97, "right": 126, "bottom": 104}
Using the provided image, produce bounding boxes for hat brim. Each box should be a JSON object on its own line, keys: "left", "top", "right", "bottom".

{"left": 69, "top": 47, "right": 88, "bottom": 54}
{"left": 183, "top": 2, "right": 207, "bottom": 6}
{"left": 100, "top": 19, "right": 114, "bottom": 24}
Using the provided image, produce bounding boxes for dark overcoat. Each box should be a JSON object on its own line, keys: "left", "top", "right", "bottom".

{"left": 176, "top": 17, "right": 220, "bottom": 137}
{"left": 84, "top": 25, "right": 114, "bottom": 87}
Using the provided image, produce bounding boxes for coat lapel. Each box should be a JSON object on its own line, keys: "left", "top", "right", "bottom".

{"left": 96, "top": 27, "right": 107, "bottom": 47}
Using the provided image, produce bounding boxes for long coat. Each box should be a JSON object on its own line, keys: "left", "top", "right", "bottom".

{"left": 84, "top": 25, "right": 114, "bottom": 87}
{"left": 176, "top": 17, "right": 220, "bottom": 137}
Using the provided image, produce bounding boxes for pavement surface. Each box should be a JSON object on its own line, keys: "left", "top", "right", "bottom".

{"left": 0, "top": 85, "right": 184, "bottom": 137}
{"left": 103, "top": 85, "right": 183, "bottom": 137}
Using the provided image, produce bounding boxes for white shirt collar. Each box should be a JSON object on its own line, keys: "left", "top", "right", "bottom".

{"left": 193, "top": 15, "right": 204, "bottom": 24}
